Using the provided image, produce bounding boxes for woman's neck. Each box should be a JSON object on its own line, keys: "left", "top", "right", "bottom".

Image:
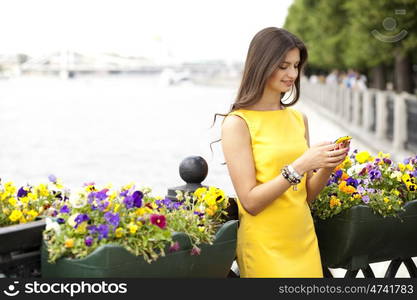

{"left": 247, "top": 89, "right": 283, "bottom": 111}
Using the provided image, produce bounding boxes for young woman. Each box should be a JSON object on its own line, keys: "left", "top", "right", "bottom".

{"left": 221, "top": 27, "right": 349, "bottom": 277}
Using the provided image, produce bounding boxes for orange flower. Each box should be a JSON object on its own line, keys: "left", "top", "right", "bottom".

{"left": 65, "top": 239, "right": 74, "bottom": 248}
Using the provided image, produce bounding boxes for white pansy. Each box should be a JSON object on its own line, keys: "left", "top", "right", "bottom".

{"left": 347, "top": 163, "right": 368, "bottom": 176}
{"left": 45, "top": 217, "right": 61, "bottom": 234}
{"left": 69, "top": 188, "right": 87, "bottom": 208}
{"left": 67, "top": 214, "right": 78, "bottom": 227}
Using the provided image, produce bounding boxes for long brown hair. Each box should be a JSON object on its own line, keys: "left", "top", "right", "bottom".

{"left": 210, "top": 27, "right": 308, "bottom": 153}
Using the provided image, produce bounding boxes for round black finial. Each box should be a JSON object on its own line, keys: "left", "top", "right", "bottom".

{"left": 179, "top": 156, "right": 208, "bottom": 184}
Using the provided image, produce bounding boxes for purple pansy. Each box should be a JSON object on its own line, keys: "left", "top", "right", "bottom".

{"left": 346, "top": 177, "right": 359, "bottom": 187}
{"left": 156, "top": 198, "right": 182, "bottom": 210}
{"left": 17, "top": 187, "right": 28, "bottom": 198}
{"left": 95, "top": 189, "right": 109, "bottom": 201}
{"left": 194, "top": 211, "right": 205, "bottom": 218}
{"left": 120, "top": 190, "right": 129, "bottom": 197}
{"left": 48, "top": 174, "right": 57, "bottom": 183}
{"left": 74, "top": 213, "right": 90, "bottom": 228}
{"left": 132, "top": 191, "right": 143, "bottom": 208}
{"left": 383, "top": 158, "right": 392, "bottom": 165}
{"left": 104, "top": 212, "right": 120, "bottom": 227}
{"left": 123, "top": 195, "right": 134, "bottom": 209}
{"left": 57, "top": 218, "right": 65, "bottom": 224}
{"left": 87, "top": 224, "right": 109, "bottom": 240}
{"left": 357, "top": 186, "right": 365, "bottom": 194}
{"left": 362, "top": 195, "right": 370, "bottom": 204}
{"left": 369, "top": 169, "right": 381, "bottom": 180}
{"left": 85, "top": 236, "right": 94, "bottom": 247}
{"left": 59, "top": 205, "right": 70, "bottom": 214}
{"left": 98, "top": 201, "right": 110, "bottom": 211}
{"left": 97, "top": 224, "right": 109, "bottom": 240}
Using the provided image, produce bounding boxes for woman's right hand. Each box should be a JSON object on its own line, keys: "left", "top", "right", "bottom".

{"left": 292, "top": 141, "right": 349, "bottom": 175}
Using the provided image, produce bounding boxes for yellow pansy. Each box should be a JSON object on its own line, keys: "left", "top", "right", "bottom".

{"left": 4, "top": 182, "right": 17, "bottom": 195}
{"left": 115, "top": 227, "right": 124, "bottom": 238}
{"left": 329, "top": 196, "right": 341, "bottom": 208}
{"left": 114, "top": 203, "right": 121, "bottom": 213}
{"left": 402, "top": 173, "right": 411, "bottom": 183}
{"left": 75, "top": 222, "right": 88, "bottom": 234}
{"left": 26, "top": 210, "right": 38, "bottom": 221}
{"left": 128, "top": 223, "right": 138, "bottom": 234}
{"left": 356, "top": 151, "right": 372, "bottom": 164}
{"left": 399, "top": 163, "right": 406, "bottom": 172}
{"left": 8, "top": 197, "right": 17, "bottom": 207}
{"left": 20, "top": 196, "right": 29, "bottom": 205}
{"left": 9, "top": 210, "right": 23, "bottom": 222}
{"left": 390, "top": 171, "right": 402, "bottom": 182}
{"left": 122, "top": 182, "right": 135, "bottom": 191}
{"left": 109, "top": 191, "right": 117, "bottom": 201}
{"left": 35, "top": 184, "right": 49, "bottom": 197}
{"left": 27, "top": 192, "right": 37, "bottom": 201}
{"left": 377, "top": 151, "right": 390, "bottom": 159}
{"left": 135, "top": 208, "right": 147, "bottom": 216}
{"left": 194, "top": 187, "right": 207, "bottom": 201}
{"left": 384, "top": 197, "right": 390, "bottom": 203}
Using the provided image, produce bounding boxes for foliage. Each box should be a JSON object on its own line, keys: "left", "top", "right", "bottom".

{"left": 312, "top": 151, "right": 417, "bottom": 220}
{"left": 43, "top": 183, "right": 230, "bottom": 263}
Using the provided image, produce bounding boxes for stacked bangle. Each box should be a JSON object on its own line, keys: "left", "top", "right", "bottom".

{"left": 281, "top": 165, "right": 304, "bottom": 191}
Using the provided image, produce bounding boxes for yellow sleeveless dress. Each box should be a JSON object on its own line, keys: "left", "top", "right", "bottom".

{"left": 228, "top": 108, "right": 323, "bottom": 278}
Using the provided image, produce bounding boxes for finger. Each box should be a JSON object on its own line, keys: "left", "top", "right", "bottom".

{"left": 326, "top": 158, "right": 346, "bottom": 168}
{"left": 327, "top": 148, "right": 349, "bottom": 157}
{"left": 312, "top": 141, "right": 332, "bottom": 148}
{"left": 326, "top": 153, "right": 348, "bottom": 163}
{"left": 321, "top": 143, "right": 340, "bottom": 151}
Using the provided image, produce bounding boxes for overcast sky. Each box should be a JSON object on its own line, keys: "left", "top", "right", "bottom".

{"left": 0, "top": 0, "right": 293, "bottom": 62}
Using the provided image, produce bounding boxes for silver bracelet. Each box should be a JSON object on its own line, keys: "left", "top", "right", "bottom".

{"left": 287, "top": 164, "right": 303, "bottom": 180}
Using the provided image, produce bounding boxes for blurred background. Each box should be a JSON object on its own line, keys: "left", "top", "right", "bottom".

{"left": 0, "top": 0, "right": 416, "bottom": 277}
{"left": 0, "top": 0, "right": 416, "bottom": 192}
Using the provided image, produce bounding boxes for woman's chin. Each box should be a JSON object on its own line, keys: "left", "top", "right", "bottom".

{"left": 280, "top": 85, "right": 292, "bottom": 92}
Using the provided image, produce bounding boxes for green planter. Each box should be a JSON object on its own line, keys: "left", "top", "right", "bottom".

{"left": 42, "top": 220, "right": 238, "bottom": 278}
{"left": 315, "top": 199, "right": 417, "bottom": 270}
{"left": 0, "top": 219, "right": 46, "bottom": 276}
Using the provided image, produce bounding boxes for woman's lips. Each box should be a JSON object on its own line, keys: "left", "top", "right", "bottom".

{"left": 281, "top": 80, "right": 294, "bottom": 87}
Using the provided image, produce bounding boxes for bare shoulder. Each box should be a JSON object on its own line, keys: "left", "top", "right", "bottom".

{"left": 221, "top": 114, "right": 249, "bottom": 137}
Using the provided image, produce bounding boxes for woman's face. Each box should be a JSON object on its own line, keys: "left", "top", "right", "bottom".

{"left": 266, "top": 47, "right": 300, "bottom": 93}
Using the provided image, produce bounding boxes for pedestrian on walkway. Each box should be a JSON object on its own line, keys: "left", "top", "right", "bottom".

{"left": 220, "top": 27, "right": 350, "bottom": 277}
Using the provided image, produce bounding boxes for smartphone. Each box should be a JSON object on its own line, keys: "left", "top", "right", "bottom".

{"left": 334, "top": 136, "right": 352, "bottom": 149}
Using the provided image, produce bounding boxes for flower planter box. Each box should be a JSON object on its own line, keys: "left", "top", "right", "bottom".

{"left": 315, "top": 199, "right": 417, "bottom": 270}
{"left": 41, "top": 220, "right": 238, "bottom": 278}
{"left": 0, "top": 219, "right": 46, "bottom": 276}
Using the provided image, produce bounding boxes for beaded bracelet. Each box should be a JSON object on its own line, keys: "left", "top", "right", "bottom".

{"left": 281, "top": 165, "right": 301, "bottom": 191}
{"left": 287, "top": 164, "right": 303, "bottom": 180}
